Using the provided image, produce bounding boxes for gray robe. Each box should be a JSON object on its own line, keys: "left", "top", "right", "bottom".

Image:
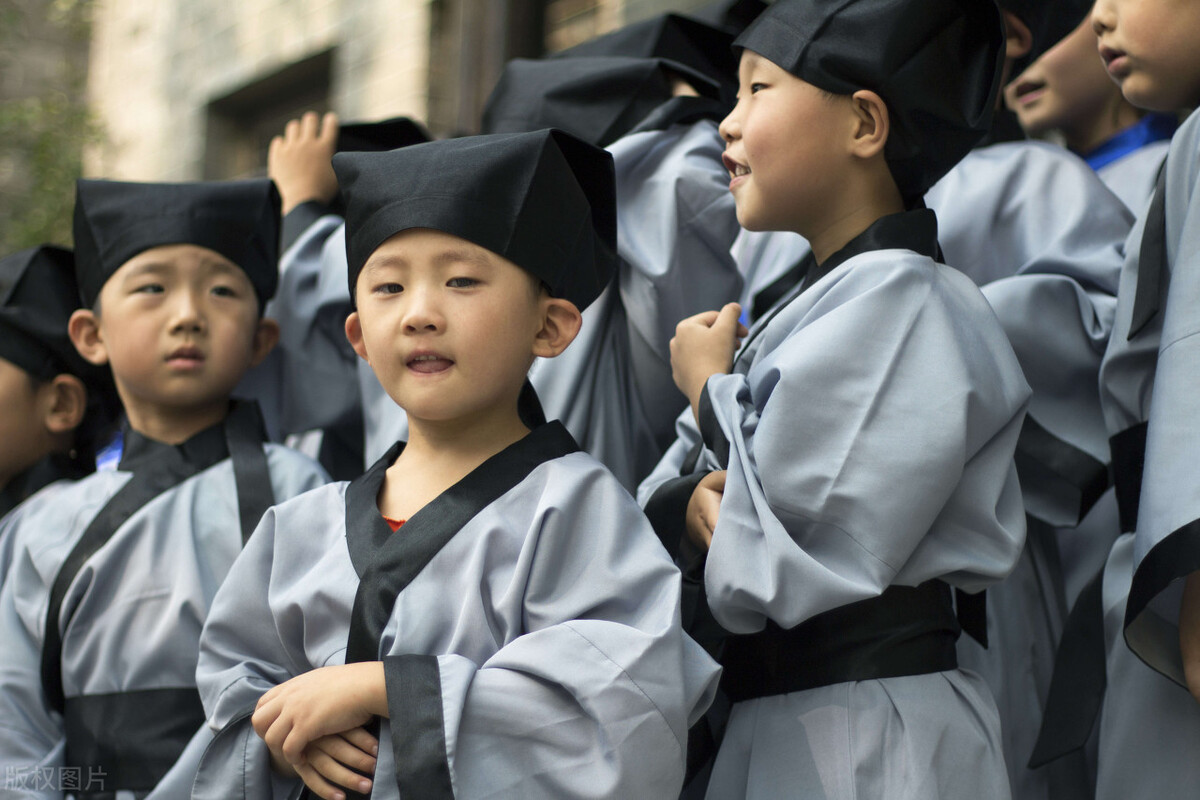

{"left": 1077, "top": 110, "right": 1200, "bottom": 800}
{"left": 1098, "top": 139, "right": 1172, "bottom": 215}
{"left": 0, "top": 425, "right": 328, "bottom": 799}
{"left": 731, "top": 145, "right": 1131, "bottom": 800}
{"left": 267, "top": 120, "right": 743, "bottom": 491}
{"left": 639, "top": 213, "right": 1030, "bottom": 800}
{"left": 192, "top": 422, "right": 720, "bottom": 799}
{"left": 930, "top": 142, "right": 1133, "bottom": 800}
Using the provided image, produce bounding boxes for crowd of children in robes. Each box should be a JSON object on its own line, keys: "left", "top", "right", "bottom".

{"left": 0, "top": 0, "right": 1198, "bottom": 797}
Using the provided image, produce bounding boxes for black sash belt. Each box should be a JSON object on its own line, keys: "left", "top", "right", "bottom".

{"left": 1110, "top": 422, "right": 1147, "bottom": 534}
{"left": 719, "top": 580, "right": 961, "bottom": 702}
{"left": 63, "top": 687, "right": 206, "bottom": 797}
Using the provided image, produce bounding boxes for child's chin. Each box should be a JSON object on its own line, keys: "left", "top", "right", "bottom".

{"left": 1120, "top": 76, "right": 1175, "bottom": 113}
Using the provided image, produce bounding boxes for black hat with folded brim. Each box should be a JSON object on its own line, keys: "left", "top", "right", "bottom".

{"left": 72, "top": 178, "right": 281, "bottom": 310}
{"left": 1001, "top": 0, "right": 1094, "bottom": 75}
{"left": 0, "top": 246, "right": 99, "bottom": 380}
{"left": 482, "top": 56, "right": 721, "bottom": 147}
{"left": 335, "top": 116, "right": 432, "bottom": 153}
{"left": 735, "top": 0, "right": 1005, "bottom": 206}
{"left": 553, "top": 13, "right": 739, "bottom": 102}
{"left": 690, "top": 0, "right": 769, "bottom": 36}
{"left": 334, "top": 128, "right": 617, "bottom": 312}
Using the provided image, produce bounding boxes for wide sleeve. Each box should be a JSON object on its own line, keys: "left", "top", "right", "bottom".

{"left": 702, "top": 263, "right": 1030, "bottom": 633}
{"left": 610, "top": 121, "right": 743, "bottom": 445}
{"left": 191, "top": 507, "right": 307, "bottom": 800}
{"left": 0, "top": 539, "right": 66, "bottom": 797}
{"left": 382, "top": 463, "right": 720, "bottom": 799}
{"left": 981, "top": 272, "right": 1117, "bottom": 527}
{"left": 259, "top": 216, "right": 361, "bottom": 440}
{"left": 1124, "top": 118, "right": 1200, "bottom": 685}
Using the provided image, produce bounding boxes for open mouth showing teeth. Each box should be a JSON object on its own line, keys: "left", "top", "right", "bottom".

{"left": 407, "top": 353, "right": 454, "bottom": 373}
{"left": 733, "top": 165, "right": 751, "bottom": 177}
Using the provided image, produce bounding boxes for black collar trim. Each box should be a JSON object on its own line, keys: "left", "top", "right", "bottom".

{"left": 344, "top": 421, "right": 579, "bottom": 662}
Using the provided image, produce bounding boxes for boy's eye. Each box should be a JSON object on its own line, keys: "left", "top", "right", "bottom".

{"left": 134, "top": 283, "right": 164, "bottom": 295}
{"left": 376, "top": 282, "right": 403, "bottom": 295}
{"left": 447, "top": 277, "right": 479, "bottom": 289}
{"left": 749, "top": 83, "right": 767, "bottom": 94}
{"left": 211, "top": 285, "right": 238, "bottom": 298}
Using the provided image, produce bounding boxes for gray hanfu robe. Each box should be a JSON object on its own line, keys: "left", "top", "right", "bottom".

{"left": 1098, "top": 139, "right": 1172, "bottom": 215}
{"left": 1083, "top": 107, "right": 1200, "bottom": 799}
{"left": 722, "top": 141, "right": 1132, "bottom": 800}
{"left": 929, "top": 141, "right": 1134, "bottom": 800}
{"left": 639, "top": 209, "right": 1030, "bottom": 800}
{"left": 0, "top": 404, "right": 329, "bottom": 799}
{"left": 265, "top": 119, "right": 742, "bottom": 491}
{"left": 192, "top": 421, "right": 721, "bottom": 800}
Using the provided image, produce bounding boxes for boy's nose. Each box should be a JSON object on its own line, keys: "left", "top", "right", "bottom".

{"left": 401, "top": 288, "right": 444, "bottom": 333}
{"left": 718, "top": 107, "right": 740, "bottom": 143}
{"left": 1091, "top": 0, "right": 1115, "bottom": 35}
{"left": 169, "top": 289, "right": 206, "bottom": 333}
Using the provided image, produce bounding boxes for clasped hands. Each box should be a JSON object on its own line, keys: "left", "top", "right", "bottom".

{"left": 670, "top": 302, "right": 747, "bottom": 552}
{"left": 252, "top": 661, "right": 388, "bottom": 800}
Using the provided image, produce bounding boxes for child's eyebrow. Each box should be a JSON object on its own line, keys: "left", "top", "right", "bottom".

{"left": 120, "top": 261, "right": 171, "bottom": 280}
{"left": 432, "top": 248, "right": 493, "bottom": 271}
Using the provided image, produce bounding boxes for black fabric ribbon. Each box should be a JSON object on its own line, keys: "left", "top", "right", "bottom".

{"left": 318, "top": 421, "right": 579, "bottom": 800}
{"left": 39, "top": 399, "right": 270, "bottom": 751}
{"left": 1127, "top": 164, "right": 1169, "bottom": 339}
{"left": 1028, "top": 570, "right": 1107, "bottom": 768}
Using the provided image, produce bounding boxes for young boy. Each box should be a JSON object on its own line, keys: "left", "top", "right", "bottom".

{"left": 192, "top": 129, "right": 720, "bottom": 800}
{"left": 639, "top": 0, "right": 1031, "bottom": 797}
{"left": 719, "top": 5, "right": 1134, "bottom": 797}
{"left": 0, "top": 178, "right": 329, "bottom": 798}
{"left": 0, "top": 246, "right": 116, "bottom": 522}
{"left": 1005, "top": 13, "right": 1176, "bottom": 211}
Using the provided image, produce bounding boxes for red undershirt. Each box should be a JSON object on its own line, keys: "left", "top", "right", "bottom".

{"left": 383, "top": 515, "right": 406, "bottom": 532}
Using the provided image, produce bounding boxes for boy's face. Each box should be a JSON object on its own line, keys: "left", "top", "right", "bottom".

{"left": 718, "top": 50, "right": 848, "bottom": 233}
{"left": 75, "top": 244, "right": 274, "bottom": 423}
{"left": 345, "top": 229, "right": 558, "bottom": 427}
{"left": 1005, "top": 18, "right": 1123, "bottom": 138}
{"left": 1093, "top": 0, "right": 1200, "bottom": 111}
{"left": 0, "top": 357, "right": 46, "bottom": 487}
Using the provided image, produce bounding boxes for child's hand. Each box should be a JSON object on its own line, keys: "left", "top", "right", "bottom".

{"left": 252, "top": 662, "right": 387, "bottom": 780}
{"left": 670, "top": 303, "right": 748, "bottom": 423}
{"left": 268, "top": 110, "right": 340, "bottom": 215}
{"left": 1181, "top": 571, "right": 1200, "bottom": 704}
{"left": 686, "top": 470, "right": 726, "bottom": 550}
{"left": 295, "top": 730, "right": 380, "bottom": 800}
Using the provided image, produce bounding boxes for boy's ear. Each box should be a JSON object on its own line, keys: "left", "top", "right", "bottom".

{"left": 532, "top": 297, "right": 582, "bottom": 359}
{"left": 1001, "top": 10, "right": 1033, "bottom": 78}
{"left": 344, "top": 311, "right": 371, "bottom": 363}
{"left": 68, "top": 309, "right": 109, "bottom": 366}
{"left": 848, "top": 90, "right": 890, "bottom": 160}
{"left": 249, "top": 318, "right": 281, "bottom": 367}
{"left": 40, "top": 374, "right": 87, "bottom": 435}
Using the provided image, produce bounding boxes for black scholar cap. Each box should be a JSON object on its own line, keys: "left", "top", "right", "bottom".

{"left": 0, "top": 246, "right": 96, "bottom": 380}
{"left": 552, "top": 13, "right": 739, "bottom": 102}
{"left": 736, "top": 0, "right": 1005, "bottom": 205}
{"left": 73, "top": 178, "right": 281, "bottom": 310}
{"left": 482, "top": 56, "right": 720, "bottom": 147}
{"left": 334, "top": 128, "right": 617, "bottom": 312}
{"left": 335, "top": 116, "right": 432, "bottom": 154}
